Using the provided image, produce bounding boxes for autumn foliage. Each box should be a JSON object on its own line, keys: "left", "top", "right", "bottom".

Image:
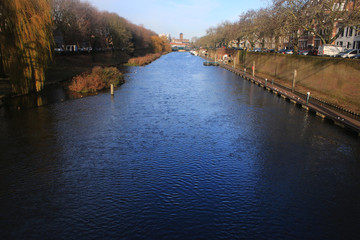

{"left": 0, "top": 0, "right": 171, "bottom": 95}
{"left": 69, "top": 66, "right": 124, "bottom": 93}
{"left": 126, "top": 53, "right": 161, "bottom": 66}
{"left": 0, "top": 0, "right": 53, "bottom": 94}
{"left": 151, "top": 36, "right": 172, "bottom": 53}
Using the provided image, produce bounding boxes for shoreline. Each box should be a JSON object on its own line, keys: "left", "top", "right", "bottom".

{"left": 0, "top": 51, "right": 168, "bottom": 107}
{"left": 217, "top": 61, "right": 360, "bottom": 137}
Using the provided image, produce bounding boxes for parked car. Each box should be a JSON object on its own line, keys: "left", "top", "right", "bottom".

{"left": 285, "top": 49, "right": 294, "bottom": 54}
{"left": 308, "top": 49, "right": 318, "bottom": 56}
{"left": 65, "top": 45, "right": 78, "bottom": 52}
{"left": 318, "top": 44, "right": 345, "bottom": 57}
{"left": 352, "top": 53, "right": 360, "bottom": 59}
{"left": 277, "top": 49, "right": 287, "bottom": 54}
{"left": 54, "top": 48, "right": 64, "bottom": 52}
{"left": 298, "top": 50, "right": 309, "bottom": 55}
{"left": 336, "top": 49, "right": 360, "bottom": 58}
{"left": 254, "top": 48, "right": 262, "bottom": 52}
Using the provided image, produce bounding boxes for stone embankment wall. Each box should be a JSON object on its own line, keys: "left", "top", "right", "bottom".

{"left": 208, "top": 49, "right": 360, "bottom": 112}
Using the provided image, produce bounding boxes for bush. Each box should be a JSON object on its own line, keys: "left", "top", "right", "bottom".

{"left": 69, "top": 66, "right": 124, "bottom": 93}
{"left": 126, "top": 53, "right": 161, "bottom": 66}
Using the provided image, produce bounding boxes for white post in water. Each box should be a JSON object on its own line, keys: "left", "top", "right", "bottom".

{"left": 306, "top": 92, "right": 310, "bottom": 104}
{"left": 265, "top": 78, "right": 267, "bottom": 87}
{"left": 233, "top": 58, "right": 236, "bottom": 68}
{"left": 110, "top": 84, "right": 114, "bottom": 96}
{"left": 292, "top": 69, "right": 297, "bottom": 92}
{"left": 244, "top": 68, "right": 246, "bottom": 75}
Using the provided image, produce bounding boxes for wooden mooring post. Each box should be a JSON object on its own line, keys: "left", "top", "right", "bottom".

{"left": 306, "top": 92, "right": 310, "bottom": 104}
{"left": 292, "top": 69, "right": 297, "bottom": 92}
{"left": 110, "top": 84, "right": 114, "bottom": 96}
{"left": 252, "top": 61, "right": 255, "bottom": 77}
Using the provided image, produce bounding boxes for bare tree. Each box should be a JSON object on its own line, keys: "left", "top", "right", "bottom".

{"left": 238, "top": 10, "right": 262, "bottom": 50}
{"left": 280, "top": 0, "right": 360, "bottom": 45}
{"left": 102, "top": 12, "right": 133, "bottom": 52}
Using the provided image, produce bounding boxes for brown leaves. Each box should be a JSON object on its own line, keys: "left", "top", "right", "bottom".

{"left": 69, "top": 66, "right": 124, "bottom": 93}
{"left": 1, "top": 0, "right": 53, "bottom": 94}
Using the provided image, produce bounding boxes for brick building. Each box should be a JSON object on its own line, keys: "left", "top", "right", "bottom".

{"left": 170, "top": 33, "right": 190, "bottom": 50}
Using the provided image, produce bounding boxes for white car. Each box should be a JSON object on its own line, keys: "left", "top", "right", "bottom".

{"left": 337, "top": 49, "right": 360, "bottom": 58}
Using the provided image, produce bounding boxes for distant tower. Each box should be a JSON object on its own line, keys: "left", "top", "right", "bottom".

{"left": 180, "top": 33, "right": 183, "bottom": 41}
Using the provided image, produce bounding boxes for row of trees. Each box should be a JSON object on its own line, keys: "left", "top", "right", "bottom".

{"left": 51, "top": 0, "right": 171, "bottom": 54}
{"left": 0, "top": 0, "right": 171, "bottom": 95}
{"left": 194, "top": 0, "right": 360, "bottom": 53}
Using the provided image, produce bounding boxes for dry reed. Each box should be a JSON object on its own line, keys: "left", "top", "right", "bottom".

{"left": 126, "top": 53, "right": 161, "bottom": 66}
{"left": 69, "top": 66, "right": 124, "bottom": 93}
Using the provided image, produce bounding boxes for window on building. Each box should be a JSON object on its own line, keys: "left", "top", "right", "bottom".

{"left": 341, "top": 2, "right": 345, "bottom": 10}
{"left": 349, "top": 27, "right": 353, "bottom": 37}
{"left": 355, "top": 41, "right": 360, "bottom": 49}
{"left": 340, "top": 28, "right": 344, "bottom": 37}
{"left": 347, "top": 42, "right": 352, "bottom": 48}
{"left": 338, "top": 41, "right": 343, "bottom": 46}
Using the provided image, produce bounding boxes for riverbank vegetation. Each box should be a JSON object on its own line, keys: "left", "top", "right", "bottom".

{"left": 125, "top": 35, "right": 171, "bottom": 66}
{"left": 126, "top": 53, "right": 162, "bottom": 66}
{"left": 0, "top": 0, "right": 171, "bottom": 96}
{"left": 68, "top": 66, "right": 124, "bottom": 93}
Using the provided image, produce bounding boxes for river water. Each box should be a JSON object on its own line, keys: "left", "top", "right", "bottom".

{"left": 0, "top": 52, "right": 359, "bottom": 239}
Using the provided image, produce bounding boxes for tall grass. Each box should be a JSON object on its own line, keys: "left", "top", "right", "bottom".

{"left": 126, "top": 53, "right": 161, "bottom": 66}
{"left": 69, "top": 66, "right": 124, "bottom": 93}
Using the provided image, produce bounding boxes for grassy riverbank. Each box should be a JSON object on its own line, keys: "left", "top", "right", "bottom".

{"left": 125, "top": 53, "right": 162, "bottom": 66}
{"left": 45, "top": 51, "right": 130, "bottom": 85}
{"left": 50, "top": 51, "right": 168, "bottom": 94}
{"left": 207, "top": 49, "right": 360, "bottom": 114}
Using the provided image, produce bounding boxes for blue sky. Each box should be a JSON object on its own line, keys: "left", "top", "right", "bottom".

{"left": 86, "top": 0, "right": 268, "bottom": 40}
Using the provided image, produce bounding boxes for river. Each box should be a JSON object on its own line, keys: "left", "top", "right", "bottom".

{"left": 0, "top": 52, "right": 359, "bottom": 239}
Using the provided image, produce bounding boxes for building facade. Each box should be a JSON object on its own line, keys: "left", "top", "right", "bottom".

{"left": 170, "top": 33, "right": 190, "bottom": 50}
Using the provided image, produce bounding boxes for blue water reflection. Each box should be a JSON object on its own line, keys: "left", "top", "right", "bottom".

{"left": 0, "top": 52, "right": 359, "bottom": 239}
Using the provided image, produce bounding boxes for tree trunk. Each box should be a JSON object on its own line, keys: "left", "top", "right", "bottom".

{"left": 275, "top": 36, "right": 279, "bottom": 52}
{"left": 0, "top": 46, "right": 6, "bottom": 78}
{"left": 292, "top": 32, "right": 299, "bottom": 54}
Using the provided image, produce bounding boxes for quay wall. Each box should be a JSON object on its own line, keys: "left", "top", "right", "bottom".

{"left": 208, "top": 49, "right": 360, "bottom": 112}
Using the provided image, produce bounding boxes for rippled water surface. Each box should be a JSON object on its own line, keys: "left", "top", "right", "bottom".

{"left": 1, "top": 52, "right": 360, "bottom": 239}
